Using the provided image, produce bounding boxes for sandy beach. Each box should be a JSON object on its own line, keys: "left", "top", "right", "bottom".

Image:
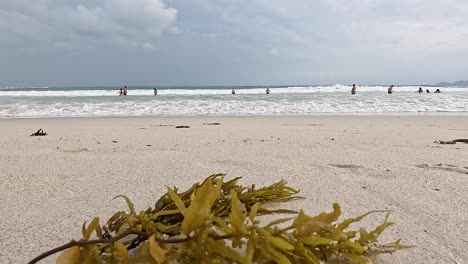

{"left": 1, "top": 115, "right": 467, "bottom": 263}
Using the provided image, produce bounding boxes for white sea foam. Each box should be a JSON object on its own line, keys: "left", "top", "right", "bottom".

{"left": 1, "top": 94, "right": 467, "bottom": 118}
{"left": 1, "top": 85, "right": 467, "bottom": 118}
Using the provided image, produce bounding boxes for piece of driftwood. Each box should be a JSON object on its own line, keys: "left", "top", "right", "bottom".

{"left": 203, "top": 122, "right": 221, "bottom": 125}
{"left": 30, "top": 129, "right": 47, "bottom": 136}
{"left": 434, "top": 139, "right": 468, "bottom": 144}
{"left": 175, "top": 125, "right": 190, "bottom": 128}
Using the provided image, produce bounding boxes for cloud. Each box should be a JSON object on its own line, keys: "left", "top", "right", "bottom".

{"left": 187, "top": 0, "right": 468, "bottom": 58}
{"left": 322, "top": 0, "right": 468, "bottom": 56}
{"left": 142, "top": 41, "right": 154, "bottom": 49}
{"left": 0, "top": 0, "right": 177, "bottom": 49}
{"left": 1, "top": 0, "right": 467, "bottom": 86}
{"left": 269, "top": 47, "right": 278, "bottom": 55}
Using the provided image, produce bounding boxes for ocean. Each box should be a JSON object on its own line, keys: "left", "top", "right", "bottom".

{"left": 1, "top": 85, "right": 467, "bottom": 118}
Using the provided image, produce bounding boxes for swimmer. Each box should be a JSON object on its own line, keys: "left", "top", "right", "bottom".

{"left": 388, "top": 85, "right": 394, "bottom": 94}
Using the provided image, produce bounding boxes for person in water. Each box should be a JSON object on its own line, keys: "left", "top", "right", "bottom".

{"left": 123, "top": 86, "right": 128, "bottom": 96}
{"left": 417, "top": 87, "right": 423, "bottom": 93}
{"left": 351, "top": 84, "right": 356, "bottom": 95}
{"left": 435, "top": 89, "right": 441, "bottom": 93}
{"left": 426, "top": 89, "right": 430, "bottom": 93}
{"left": 154, "top": 88, "right": 158, "bottom": 96}
{"left": 266, "top": 88, "right": 270, "bottom": 94}
{"left": 231, "top": 89, "right": 236, "bottom": 95}
{"left": 118, "top": 88, "right": 123, "bottom": 96}
{"left": 388, "top": 85, "right": 394, "bottom": 94}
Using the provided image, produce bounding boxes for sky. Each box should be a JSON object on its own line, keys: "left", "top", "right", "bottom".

{"left": 1, "top": 0, "right": 468, "bottom": 86}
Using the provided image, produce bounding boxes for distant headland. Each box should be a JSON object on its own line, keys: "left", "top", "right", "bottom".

{"left": 435, "top": 80, "right": 468, "bottom": 87}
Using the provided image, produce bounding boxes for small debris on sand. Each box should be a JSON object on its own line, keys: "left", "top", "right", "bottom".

{"left": 203, "top": 122, "right": 221, "bottom": 125}
{"left": 434, "top": 139, "right": 468, "bottom": 144}
{"left": 30, "top": 129, "right": 47, "bottom": 136}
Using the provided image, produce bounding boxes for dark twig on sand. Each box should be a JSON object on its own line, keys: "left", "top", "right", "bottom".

{"left": 434, "top": 139, "right": 468, "bottom": 145}
{"left": 28, "top": 230, "right": 233, "bottom": 264}
{"left": 434, "top": 138, "right": 468, "bottom": 145}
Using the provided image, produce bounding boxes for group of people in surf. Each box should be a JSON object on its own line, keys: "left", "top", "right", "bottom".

{"left": 118, "top": 86, "right": 158, "bottom": 96}
{"left": 415, "top": 87, "right": 441, "bottom": 94}
{"left": 351, "top": 84, "right": 441, "bottom": 95}
{"left": 118, "top": 87, "right": 270, "bottom": 96}
{"left": 118, "top": 85, "right": 441, "bottom": 96}
{"left": 231, "top": 88, "right": 271, "bottom": 95}
{"left": 118, "top": 86, "right": 128, "bottom": 96}
{"left": 118, "top": 86, "right": 272, "bottom": 96}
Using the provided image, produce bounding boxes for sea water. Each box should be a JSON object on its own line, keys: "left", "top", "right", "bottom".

{"left": 0, "top": 85, "right": 467, "bottom": 118}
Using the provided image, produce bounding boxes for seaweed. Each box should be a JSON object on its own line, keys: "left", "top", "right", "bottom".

{"left": 29, "top": 174, "right": 409, "bottom": 264}
{"left": 30, "top": 128, "right": 47, "bottom": 136}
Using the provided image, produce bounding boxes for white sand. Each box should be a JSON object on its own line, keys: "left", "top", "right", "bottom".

{"left": 1, "top": 115, "right": 467, "bottom": 263}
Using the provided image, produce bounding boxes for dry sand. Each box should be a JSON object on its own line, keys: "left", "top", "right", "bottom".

{"left": 0, "top": 115, "right": 467, "bottom": 263}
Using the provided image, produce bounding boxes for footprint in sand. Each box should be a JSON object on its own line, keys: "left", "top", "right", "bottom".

{"left": 328, "top": 164, "right": 363, "bottom": 169}
{"left": 281, "top": 123, "right": 324, "bottom": 126}
{"left": 61, "top": 148, "right": 89, "bottom": 153}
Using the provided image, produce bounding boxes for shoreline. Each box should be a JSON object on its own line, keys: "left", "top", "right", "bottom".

{"left": 1, "top": 115, "right": 467, "bottom": 263}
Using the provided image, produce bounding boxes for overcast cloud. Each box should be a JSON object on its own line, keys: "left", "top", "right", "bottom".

{"left": 0, "top": 0, "right": 467, "bottom": 86}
